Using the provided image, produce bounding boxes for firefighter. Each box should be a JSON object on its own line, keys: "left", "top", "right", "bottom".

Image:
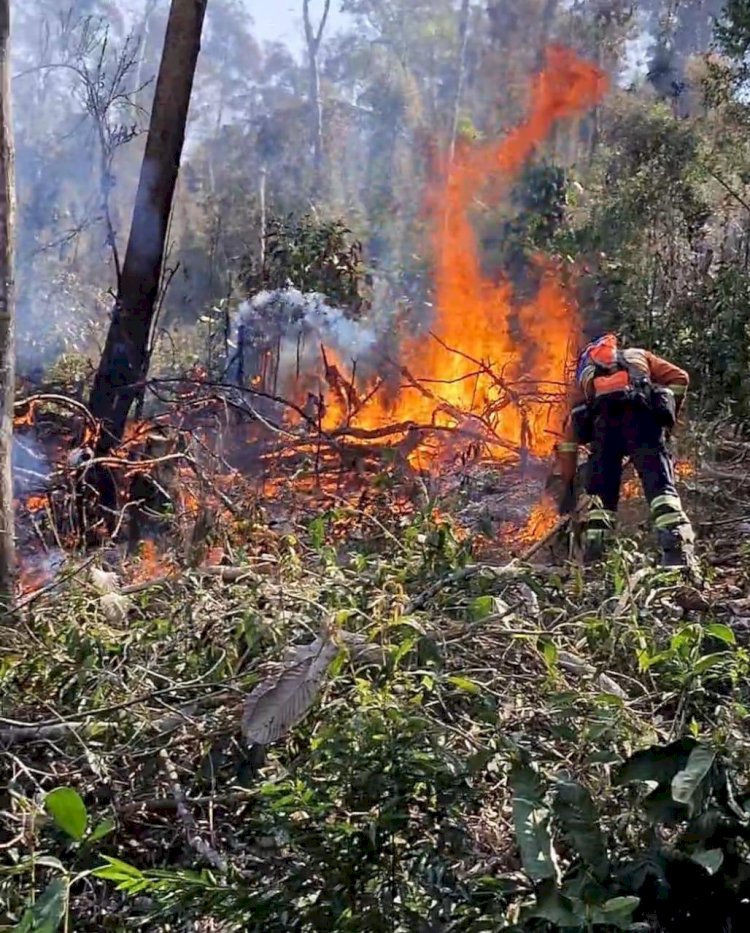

{"left": 554, "top": 332, "right": 696, "bottom": 571}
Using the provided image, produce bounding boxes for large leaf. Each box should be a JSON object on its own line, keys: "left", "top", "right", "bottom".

{"left": 524, "top": 878, "right": 579, "bottom": 926}
{"left": 553, "top": 779, "right": 610, "bottom": 881}
{"left": 242, "top": 633, "right": 339, "bottom": 746}
{"left": 590, "top": 895, "right": 641, "bottom": 930}
{"left": 614, "top": 738, "right": 697, "bottom": 787}
{"left": 14, "top": 878, "right": 67, "bottom": 933}
{"left": 44, "top": 788, "right": 87, "bottom": 841}
{"left": 509, "top": 762, "right": 559, "bottom": 883}
{"left": 706, "top": 623, "right": 736, "bottom": 646}
{"left": 690, "top": 848, "right": 724, "bottom": 875}
{"left": 672, "top": 744, "right": 716, "bottom": 814}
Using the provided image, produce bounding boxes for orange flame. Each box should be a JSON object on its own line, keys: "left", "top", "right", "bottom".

{"left": 24, "top": 494, "right": 47, "bottom": 513}
{"left": 321, "top": 48, "right": 608, "bottom": 465}
{"left": 130, "top": 539, "right": 177, "bottom": 583}
{"left": 514, "top": 496, "right": 560, "bottom": 548}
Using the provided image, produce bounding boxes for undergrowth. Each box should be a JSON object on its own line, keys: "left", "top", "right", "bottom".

{"left": 2, "top": 467, "right": 750, "bottom": 932}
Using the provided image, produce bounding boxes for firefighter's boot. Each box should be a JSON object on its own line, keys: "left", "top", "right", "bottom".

{"left": 651, "top": 495, "right": 700, "bottom": 581}
{"left": 581, "top": 508, "right": 617, "bottom": 564}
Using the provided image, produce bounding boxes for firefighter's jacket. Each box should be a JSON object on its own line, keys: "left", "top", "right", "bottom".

{"left": 556, "top": 348, "right": 689, "bottom": 483}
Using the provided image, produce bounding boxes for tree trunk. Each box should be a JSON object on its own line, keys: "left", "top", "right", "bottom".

{"left": 448, "top": 0, "right": 471, "bottom": 166}
{"left": 89, "top": 0, "right": 208, "bottom": 451}
{"left": 303, "top": 0, "right": 331, "bottom": 188}
{"left": 259, "top": 163, "right": 267, "bottom": 269}
{"left": 0, "top": 0, "right": 15, "bottom": 605}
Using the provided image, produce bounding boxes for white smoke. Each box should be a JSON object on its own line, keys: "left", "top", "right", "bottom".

{"left": 236, "top": 287, "right": 378, "bottom": 360}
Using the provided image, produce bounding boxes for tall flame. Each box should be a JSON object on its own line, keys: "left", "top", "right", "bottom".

{"left": 322, "top": 48, "right": 608, "bottom": 466}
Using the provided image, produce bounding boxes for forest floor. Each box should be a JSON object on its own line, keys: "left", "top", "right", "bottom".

{"left": 2, "top": 424, "right": 750, "bottom": 932}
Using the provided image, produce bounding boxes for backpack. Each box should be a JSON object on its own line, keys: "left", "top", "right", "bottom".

{"left": 569, "top": 335, "right": 655, "bottom": 444}
{"left": 575, "top": 334, "right": 650, "bottom": 402}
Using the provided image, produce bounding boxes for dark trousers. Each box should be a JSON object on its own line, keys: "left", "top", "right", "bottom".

{"left": 586, "top": 397, "right": 677, "bottom": 511}
{"left": 582, "top": 397, "right": 693, "bottom": 556}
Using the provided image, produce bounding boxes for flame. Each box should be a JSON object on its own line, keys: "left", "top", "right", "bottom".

{"left": 515, "top": 496, "right": 559, "bottom": 547}
{"left": 676, "top": 460, "right": 696, "bottom": 479}
{"left": 17, "top": 551, "right": 64, "bottom": 595}
{"left": 14, "top": 405, "right": 35, "bottom": 428}
{"left": 320, "top": 48, "right": 607, "bottom": 466}
{"left": 24, "top": 494, "right": 47, "bottom": 513}
{"left": 130, "top": 539, "right": 177, "bottom": 583}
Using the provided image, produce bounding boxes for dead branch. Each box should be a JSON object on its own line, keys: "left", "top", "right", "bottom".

{"left": 0, "top": 720, "right": 117, "bottom": 746}
{"left": 158, "top": 748, "right": 228, "bottom": 872}
{"left": 119, "top": 562, "right": 275, "bottom": 595}
{"left": 117, "top": 790, "right": 252, "bottom": 818}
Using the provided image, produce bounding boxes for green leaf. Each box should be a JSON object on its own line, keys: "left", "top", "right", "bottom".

{"left": 690, "top": 848, "right": 724, "bottom": 875}
{"left": 44, "top": 788, "right": 87, "bottom": 841}
{"left": 524, "top": 878, "right": 579, "bottom": 925}
{"left": 87, "top": 819, "right": 116, "bottom": 844}
{"left": 692, "top": 652, "right": 728, "bottom": 676}
{"left": 539, "top": 639, "right": 558, "bottom": 668}
{"left": 672, "top": 744, "right": 716, "bottom": 810}
{"left": 14, "top": 878, "right": 67, "bottom": 933}
{"left": 469, "top": 595, "right": 494, "bottom": 621}
{"left": 706, "top": 623, "right": 736, "bottom": 645}
{"left": 614, "top": 738, "right": 697, "bottom": 787}
{"left": 446, "top": 675, "right": 482, "bottom": 695}
{"left": 638, "top": 649, "right": 673, "bottom": 671}
{"left": 92, "top": 856, "right": 144, "bottom": 884}
{"left": 392, "top": 635, "right": 417, "bottom": 668}
{"left": 509, "top": 762, "right": 558, "bottom": 882}
{"left": 592, "top": 895, "right": 641, "bottom": 929}
{"left": 308, "top": 515, "right": 328, "bottom": 550}
{"left": 553, "top": 779, "right": 610, "bottom": 881}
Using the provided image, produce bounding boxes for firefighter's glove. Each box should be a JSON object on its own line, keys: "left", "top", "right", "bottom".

{"left": 558, "top": 480, "right": 577, "bottom": 517}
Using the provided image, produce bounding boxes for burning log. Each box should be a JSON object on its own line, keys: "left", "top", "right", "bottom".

{"left": 321, "top": 344, "right": 360, "bottom": 416}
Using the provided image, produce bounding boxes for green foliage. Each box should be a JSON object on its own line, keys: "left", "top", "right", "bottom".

{"left": 510, "top": 758, "right": 560, "bottom": 883}
{"left": 14, "top": 878, "right": 67, "bottom": 933}
{"left": 715, "top": 0, "right": 750, "bottom": 61}
{"left": 244, "top": 213, "right": 368, "bottom": 314}
{"left": 483, "top": 161, "right": 569, "bottom": 286}
{"left": 505, "top": 740, "right": 750, "bottom": 931}
{"left": 553, "top": 779, "right": 610, "bottom": 883}
{"left": 4, "top": 484, "right": 750, "bottom": 931}
{"left": 43, "top": 788, "right": 88, "bottom": 842}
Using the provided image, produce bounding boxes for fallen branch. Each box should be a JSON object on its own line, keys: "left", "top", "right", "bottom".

{"left": 117, "top": 790, "right": 253, "bottom": 818}
{"left": 158, "top": 748, "right": 228, "bottom": 872}
{"left": 120, "top": 562, "right": 276, "bottom": 596}
{"left": 0, "top": 720, "right": 116, "bottom": 746}
{"left": 406, "top": 562, "right": 532, "bottom": 614}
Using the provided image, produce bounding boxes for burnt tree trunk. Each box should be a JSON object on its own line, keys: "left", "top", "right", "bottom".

{"left": 89, "top": 0, "right": 208, "bottom": 452}
{"left": 0, "top": 0, "right": 15, "bottom": 604}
